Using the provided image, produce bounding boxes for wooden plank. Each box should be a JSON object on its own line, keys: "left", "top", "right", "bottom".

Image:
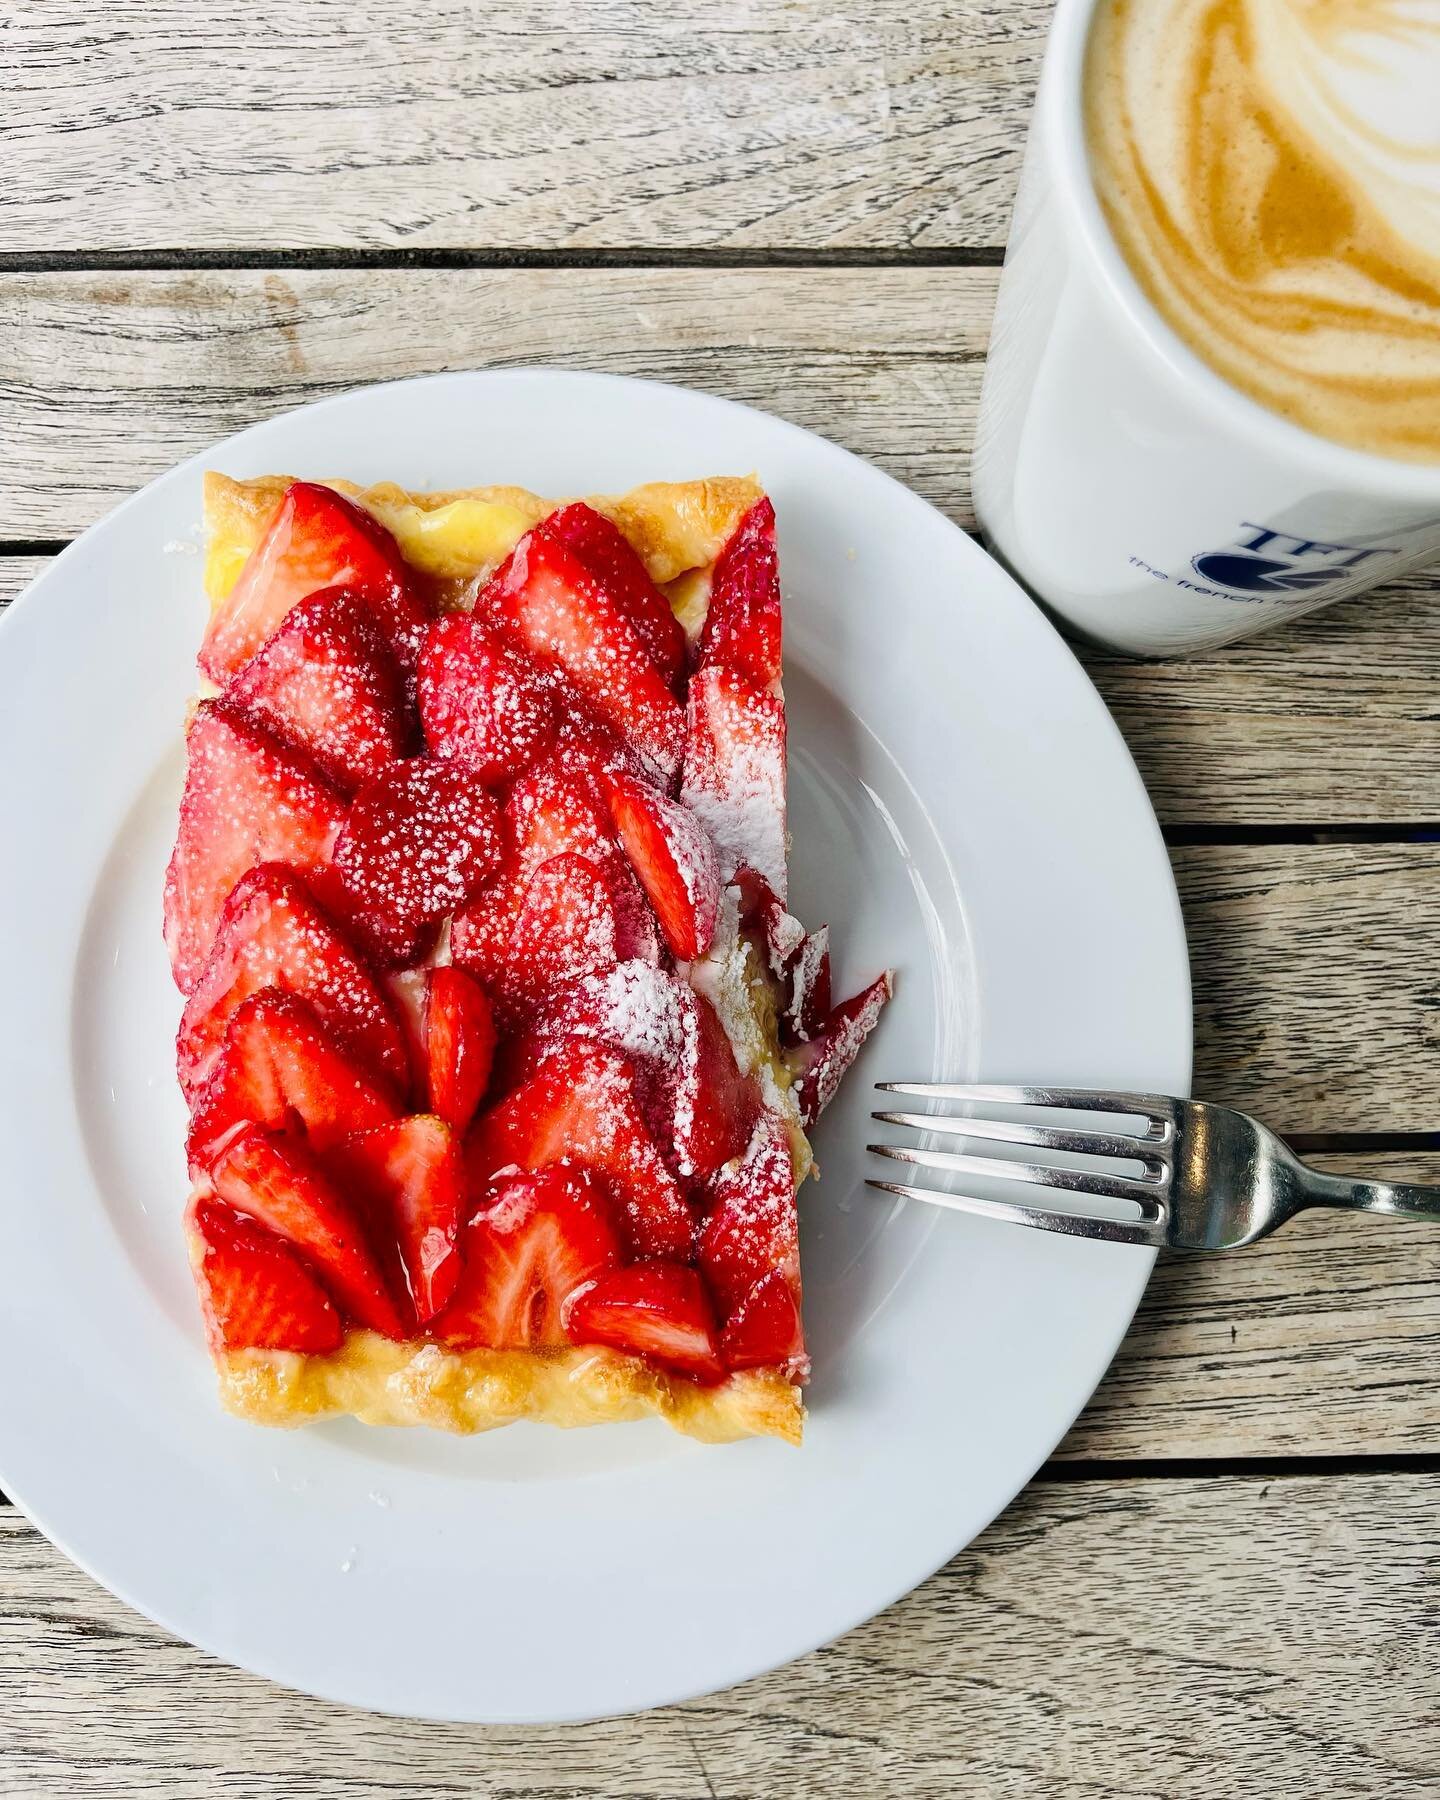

{"left": 2, "top": 1473, "right": 1436, "bottom": 1795}
{"left": 0, "top": 267, "right": 990, "bottom": 538}
{"left": 1178, "top": 843, "right": 1440, "bottom": 1133}
{"left": 1, "top": 1, "right": 1044, "bottom": 254}
{"left": 1085, "top": 575, "right": 1440, "bottom": 826}
{"left": 1065, "top": 1151, "right": 1440, "bottom": 1459}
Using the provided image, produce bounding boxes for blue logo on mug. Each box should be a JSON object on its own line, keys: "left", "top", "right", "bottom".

{"left": 1193, "top": 524, "right": 1398, "bottom": 602}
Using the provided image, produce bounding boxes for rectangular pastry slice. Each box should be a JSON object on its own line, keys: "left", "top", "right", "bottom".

{"left": 164, "top": 471, "right": 891, "bottom": 1444}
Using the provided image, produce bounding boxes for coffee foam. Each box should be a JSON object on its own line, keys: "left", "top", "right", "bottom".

{"left": 1084, "top": 0, "right": 1440, "bottom": 464}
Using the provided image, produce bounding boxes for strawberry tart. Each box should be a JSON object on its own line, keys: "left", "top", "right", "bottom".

{"left": 164, "top": 471, "right": 891, "bottom": 1444}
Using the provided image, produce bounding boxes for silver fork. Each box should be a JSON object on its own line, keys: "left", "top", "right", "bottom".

{"left": 868, "top": 1083, "right": 1440, "bottom": 1249}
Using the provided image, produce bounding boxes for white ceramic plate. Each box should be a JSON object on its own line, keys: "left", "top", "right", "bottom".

{"left": 0, "top": 370, "right": 1190, "bottom": 1722}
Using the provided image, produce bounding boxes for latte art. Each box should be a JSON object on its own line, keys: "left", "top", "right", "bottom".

{"left": 1084, "top": 0, "right": 1440, "bottom": 463}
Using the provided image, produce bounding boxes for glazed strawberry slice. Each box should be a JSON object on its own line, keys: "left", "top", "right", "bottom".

{"left": 698, "top": 497, "right": 781, "bottom": 690}
{"left": 502, "top": 968, "right": 755, "bottom": 1182}
{"left": 325, "top": 1115, "right": 464, "bottom": 1328}
{"left": 497, "top": 853, "right": 622, "bottom": 1023}
{"left": 500, "top": 960, "right": 686, "bottom": 1094}
{"left": 680, "top": 664, "right": 787, "bottom": 901}
{"left": 186, "top": 988, "right": 400, "bottom": 1169}
{"left": 732, "top": 866, "right": 829, "bottom": 1042}
{"left": 468, "top": 1042, "right": 693, "bottom": 1261}
{"left": 564, "top": 1261, "right": 725, "bottom": 1384}
{"left": 482, "top": 531, "right": 683, "bottom": 783}
{"left": 211, "top": 1126, "right": 406, "bottom": 1338}
{"left": 672, "top": 988, "right": 763, "bottom": 1181}
{"left": 389, "top": 965, "right": 497, "bottom": 1134}
{"left": 452, "top": 765, "right": 658, "bottom": 985}
{"left": 733, "top": 867, "right": 806, "bottom": 978}
{"left": 696, "top": 1113, "right": 799, "bottom": 1314}
{"left": 334, "top": 759, "right": 504, "bottom": 964}
{"left": 177, "top": 864, "right": 409, "bottom": 1102}
{"left": 538, "top": 503, "right": 685, "bottom": 689}
{"left": 199, "top": 481, "right": 427, "bottom": 684}
{"left": 163, "top": 701, "right": 348, "bottom": 993}
{"left": 608, "top": 772, "right": 721, "bottom": 962}
{"left": 788, "top": 970, "right": 894, "bottom": 1127}
{"left": 785, "top": 925, "right": 832, "bottom": 1043}
{"left": 548, "top": 683, "right": 650, "bottom": 790}
{"left": 719, "top": 1270, "right": 808, "bottom": 1379}
{"left": 224, "top": 587, "right": 407, "bottom": 795}
{"left": 185, "top": 1192, "right": 344, "bottom": 1355}
{"left": 417, "top": 615, "right": 556, "bottom": 784}
{"left": 432, "top": 1166, "right": 622, "bottom": 1350}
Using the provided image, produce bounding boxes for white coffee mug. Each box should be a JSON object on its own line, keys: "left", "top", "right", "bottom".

{"left": 972, "top": 0, "right": 1440, "bottom": 658}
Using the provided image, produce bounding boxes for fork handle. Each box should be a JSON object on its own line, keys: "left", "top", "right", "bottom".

{"left": 1299, "top": 1164, "right": 1440, "bottom": 1222}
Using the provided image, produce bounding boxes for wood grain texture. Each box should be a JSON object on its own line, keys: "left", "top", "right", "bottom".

{"left": 1066, "top": 1152, "right": 1440, "bottom": 1459}
{"left": 1, "top": 1, "right": 1044, "bottom": 253}
{"left": 1177, "top": 844, "right": 1440, "bottom": 1133}
{"left": 1084, "top": 576, "right": 1440, "bottom": 825}
{"left": 0, "top": 267, "right": 991, "bottom": 537}
{"left": 2, "top": 1473, "right": 1436, "bottom": 1797}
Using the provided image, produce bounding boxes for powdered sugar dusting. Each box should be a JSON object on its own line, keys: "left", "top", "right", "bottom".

{"left": 680, "top": 666, "right": 787, "bottom": 900}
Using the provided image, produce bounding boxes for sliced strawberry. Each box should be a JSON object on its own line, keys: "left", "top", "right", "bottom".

{"left": 501, "top": 961, "right": 687, "bottom": 1093}
{"left": 680, "top": 664, "right": 787, "bottom": 902}
{"left": 334, "top": 759, "right": 503, "bottom": 964}
{"left": 325, "top": 1115, "right": 464, "bottom": 1328}
{"left": 200, "top": 481, "right": 427, "bottom": 684}
{"left": 698, "top": 497, "right": 781, "bottom": 690}
{"left": 431, "top": 1166, "right": 622, "bottom": 1350}
{"left": 673, "top": 988, "right": 763, "bottom": 1181}
{"left": 467, "top": 1043, "right": 693, "bottom": 1261}
{"left": 186, "top": 1192, "right": 344, "bottom": 1355}
{"left": 503, "top": 762, "right": 619, "bottom": 889}
{"left": 224, "top": 586, "right": 408, "bottom": 794}
{"left": 497, "top": 853, "right": 621, "bottom": 1023}
{"left": 417, "top": 615, "right": 556, "bottom": 784}
{"left": 548, "top": 683, "right": 650, "bottom": 789}
{"left": 481, "top": 531, "right": 683, "bottom": 783}
{"left": 608, "top": 772, "right": 721, "bottom": 962}
{"left": 719, "top": 1270, "right": 808, "bottom": 1379}
{"left": 503, "top": 968, "right": 754, "bottom": 1183}
{"left": 788, "top": 970, "right": 893, "bottom": 1127}
{"left": 163, "top": 701, "right": 348, "bottom": 993}
{"left": 448, "top": 881, "right": 519, "bottom": 994}
{"left": 732, "top": 866, "right": 829, "bottom": 1043}
{"left": 696, "top": 1113, "right": 799, "bottom": 1314}
{"left": 733, "top": 867, "right": 806, "bottom": 979}
{"left": 564, "top": 1261, "right": 725, "bottom": 1384}
{"left": 452, "top": 763, "right": 658, "bottom": 984}
{"left": 211, "top": 1126, "right": 405, "bottom": 1338}
{"left": 386, "top": 964, "right": 496, "bottom": 1127}
{"left": 186, "top": 988, "right": 400, "bottom": 1169}
{"left": 422, "top": 966, "right": 496, "bottom": 1133}
{"left": 177, "top": 864, "right": 409, "bottom": 1102}
{"left": 786, "top": 925, "right": 832, "bottom": 1043}
{"left": 538, "top": 503, "right": 685, "bottom": 689}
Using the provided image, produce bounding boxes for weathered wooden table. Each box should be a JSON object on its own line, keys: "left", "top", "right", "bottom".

{"left": 4, "top": 6, "right": 1437, "bottom": 1794}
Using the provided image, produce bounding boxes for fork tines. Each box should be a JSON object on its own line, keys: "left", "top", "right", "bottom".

{"left": 867, "top": 1081, "right": 1174, "bottom": 1247}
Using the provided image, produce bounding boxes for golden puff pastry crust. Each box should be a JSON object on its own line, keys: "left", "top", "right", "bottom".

{"left": 203, "top": 471, "right": 765, "bottom": 606}
{"left": 215, "top": 1332, "right": 803, "bottom": 1445}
